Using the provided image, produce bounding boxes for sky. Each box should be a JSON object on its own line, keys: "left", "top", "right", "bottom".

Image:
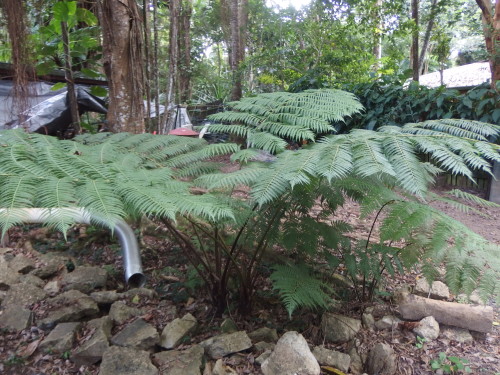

{"left": 266, "top": 0, "right": 312, "bottom": 10}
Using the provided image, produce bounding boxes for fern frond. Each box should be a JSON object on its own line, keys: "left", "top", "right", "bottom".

{"left": 195, "top": 167, "right": 267, "bottom": 190}
{"left": 271, "top": 263, "right": 333, "bottom": 317}
{"left": 313, "top": 136, "right": 353, "bottom": 181}
{"left": 402, "top": 119, "right": 500, "bottom": 141}
{"left": 446, "top": 189, "right": 500, "bottom": 208}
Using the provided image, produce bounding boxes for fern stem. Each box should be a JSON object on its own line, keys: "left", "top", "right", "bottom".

{"left": 366, "top": 200, "right": 396, "bottom": 252}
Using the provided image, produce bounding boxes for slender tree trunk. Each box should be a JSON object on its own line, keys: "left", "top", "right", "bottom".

{"left": 229, "top": 0, "right": 247, "bottom": 101}
{"left": 418, "top": 0, "right": 439, "bottom": 74}
{"left": 179, "top": 0, "right": 192, "bottom": 103}
{"left": 411, "top": 0, "right": 419, "bottom": 82}
{"left": 61, "top": 21, "right": 81, "bottom": 135}
{"left": 162, "top": 0, "right": 180, "bottom": 133}
{"left": 143, "top": 0, "right": 152, "bottom": 125}
{"left": 475, "top": 0, "right": 500, "bottom": 89}
{"left": 98, "top": 0, "right": 145, "bottom": 133}
{"left": 372, "top": 0, "right": 383, "bottom": 70}
{"left": 153, "top": 0, "right": 160, "bottom": 133}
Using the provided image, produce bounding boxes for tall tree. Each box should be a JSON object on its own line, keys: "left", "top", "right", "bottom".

{"left": 475, "top": 0, "right": 500, "bottom": 88}
{"left": 229, "top": 0, "right": 248, "bottom": 101}
{"left": 411, "top": 0, "right": 420, "bottom": 81}
{"left": 98, "top": 0, "right": 145, "bottom": 133}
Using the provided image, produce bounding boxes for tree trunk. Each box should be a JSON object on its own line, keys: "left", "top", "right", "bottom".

{"left": 98, "top": 0, "right": 145, "bottom": 133}
{"left": 61, "top": 21, "right": 81, "bottom": 135}
{"left": 143, "top": 0, "right": 152, "bottom": 124}
{"left": 418, "top": 0, "right": 438, "bottom": 74}
{"left": 411, "top": 0, "right": 419, "bottom": 82}
{"left": 372, "top": 0, "right": 383, "bottom": 70}
{"left": 179, "top": 0, "right": 192, "bottom": 103}
{"left": 162, "top": 0, "right": 180, "bottom": 133}
{"left": 476, "top": 0, "right": 500, "bottom": 88}
{"left": 230, "top": 0, "right": 241, "bottom": 101}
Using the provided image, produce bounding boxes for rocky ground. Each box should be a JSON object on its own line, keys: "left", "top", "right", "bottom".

{"left": 0, "top": 187, "right": 499, "bottom": 375}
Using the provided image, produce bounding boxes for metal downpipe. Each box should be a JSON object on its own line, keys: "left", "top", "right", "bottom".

{"left": 0, "top": 208, "right": 146, "bottom": 288}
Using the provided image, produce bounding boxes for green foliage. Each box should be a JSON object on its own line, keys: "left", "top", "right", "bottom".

{"left": 430, "top": 352, "right": 472, "bottom": 374}
{"left": 270, "top": 264, "right": 333, "bottom": 318}
{"left": 344, "top": 78, "right": 500, "bottom": 131}
{"left": 205, "top": 89, "right": 363, "bottom": 153}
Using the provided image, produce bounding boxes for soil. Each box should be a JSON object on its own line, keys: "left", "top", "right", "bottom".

{"left": 0, "top": 185, "right": 499, "bottom": 375}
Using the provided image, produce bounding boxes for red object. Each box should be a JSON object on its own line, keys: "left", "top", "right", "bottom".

{"left": 168, "top": 128, "right": 199, "bottom": 136}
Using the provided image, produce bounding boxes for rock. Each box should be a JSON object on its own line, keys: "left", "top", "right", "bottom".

{"left": 261, "top": 331, "right": 320, "bottom": 375}
{"left": 440, "top": 326, "right": 473, "bottom": 343}
{"left": 111, "top": 318, "right": 160, "bottom": 350}
{"left": 248, "top": 327, "right": 278, "bottom": 343}
{"left": 256, "top": 350, "right": 272, "bottom": 365}
{"left": 254, "top": 341, "right": 275, "bottom": 352}
{"left": 414, "top": 316, "right": 440, "bottom": 341}
{"left": 39, "top": 322, "right": 80, "bottom": 354}
{"left": 221, "top": 318, "right": 238, "bottom": 333}
{"left": 109, "top": 301, "right": 142, "bottom": 325}
{"left": 90, "top": 290, "right": 121, "bottom": 304}
{"left": 362, "top": 312, "right": 375, "bottom": 330}
{"left": 0, "top": 265, "right": 19, "bottom": 290}
{"left": 160, "top": 313, "right": 197, "bottom": 349}
{"left": 39, "top": 290, "right": 99, "bottom": 329}
{"left": 365, "top": 343, "right": 396, "bottom": 375}
{"left": 99, "top": 346, "right": 158, "bottom": 375}
{"left": 457, "top": 291, "right": 484, "bottom": 305}
{"left": 124, "top": 288, "right": 157, "bottom": 300}
{"left": 200, "top": 331, "right": 252, "bottom": 359}
{"left": 152, "top": 345, "right": 204, "bottom": 375}
{"left": 2, "top": 283, "right": 47, "bottom": 308}
{"left": 43, "top": 280, "right": 61, "bottom": 296}
{"left": 349, "top": 347, "right": 364, "bottom": 375}
{"left": 374, "top": 315, "right": 401, "bottom": 330}
{"left": 61, "top": 266, "right": 107, "bottom": 293}
{"left": 0, "top": 305, "right": 32, "bottom": 331}
{"left": 415, "top": 278, "right": 450, "bottom": 300}
{"left": 213, "top": 359, "right": 238, "bottom": 374}
{"left": 312, "top": 345, "right": 351, "bottom": 373}
{"left": 9, "top": 255, "right": 36, "bottom": 274}
{"left": 31, "top": 254, "right": 69, "bottom": 279}
{"left": 19, "top": 274, "right": 45, "bottom": 288}
{"left": 321, "top": 313, "right": 361, "bottom": 343}
{"left": 71, "top": 316, "right": 112, "bottom": 366}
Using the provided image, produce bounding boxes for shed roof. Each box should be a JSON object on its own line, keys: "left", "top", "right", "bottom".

{"left": 418, "top": 62, "right": 490, "bottom": 89}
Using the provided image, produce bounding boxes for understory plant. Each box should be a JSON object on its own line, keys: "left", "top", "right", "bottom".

{"left": 1, "top": 89, "right": 500, "bottom": 317}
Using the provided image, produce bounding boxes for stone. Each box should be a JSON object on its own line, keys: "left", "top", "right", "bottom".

{"left": 374, "top": 315, "right": 401, "bottom": 330}
{"left": 200, "top": 331, "right": 252, "bottom": 359}
{"left": 312, "top": 345, "right": 351, "bottom": 373}
{"left": 99, "top": 346, "right": 158, "bottom": 375}
{"left": 111, "top": 318, "right": 160, "bottom": 350}
{"left": 19, "top": 274, "right": 45, "bottom": 288}
{"left": 415, "top": 278, "right": 450, "bottom": 300}
{"left": 124, "top": 288, "right": 157, "bottom": 300}
{"left": 457, "top": 291, "right": 484, "bottom": 305}
{"left": 254, "top": 341, "right": 275, "bottom": 352}
{"left": 90, "top": 290, "right": 121, "bottom": 304}
{"left": 61, "top": 266, "right": 107, "bottom": 293}
{"left": 440, "top": 326, "right": 474, "bottom": 343}
{"left": 160, "top": 313, "right": 197, "bottom": 349}
{"left": 31, "top": 254, "right": 69, "bottom": 279}
{"left": 248, "top": 327, "right": 278, "bottom": 343}
{"left": 9, "top": 255, "right": 36, "bottom": 274}
{"left": 0, "top": 305, "right": 32, "bottom": 331}
{"left": 321, "top": 313, "right": 361, "bottom": 343}
{"left": 152, "top": 345, "right": 204, "bottom": 375}
{"left": 213, "top": 359, "right": 238, "bottom": 374}
{"left": 256, "top": 350, "right": 272, "bottom": 365}
{"left": 39, "top": 290, "right": 99, "bottom": 329}
{"left": 0, "top": 265, "right": 19, "bottom": 290}
{"left": 43, "top": 280, "right": 61, "bottom": 296}
{"left": 71, "top": 317, "right": 112, "bottom": 366}
{"left": 414, "top": 316, "right": 440, "bottom": 341}
{"left": 39, "top": 322, "right": 80, "bottom": 354}
{"left": 2, "top": 283, "right": 47, "bottom": 308}
{"left": 109, "top": 301, "right": 143, "bottom": 325}
{"left": 261, "top": 331, "right": 320, "bottom": 375}
{"left": 221, "top": 318, "right": 238, "bottom": 333}
{"left": 362, "top": 312, "right": 375, "bottom": 330}
{"left": 366, "top": 343, "right": 396, "bottom": 375}
{"left": 349, "top": 347, "right": 364, "bottom": 375}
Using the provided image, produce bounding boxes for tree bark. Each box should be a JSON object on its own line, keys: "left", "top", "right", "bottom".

{"left": 372, "top": 0, "right": 383, "bottom": 70}
{"left": 475, "top": 0, "right": 500, "bottom": 88}
{"left": 418, "top": 0, "right": 438, "bottom": 74}
{"left": 397, "top": 292, "right": 494, "bottom": 333}
{"left": 98, "top": 0, "right": 145, "bottom": 133}
{"left": 61, "top": 21, "right": 81, "bottom": 135}
{"left": 411, "top": 0, "right": 419, "bottom": 82}
{"left": 179, "top": 0, "right": 192, "bottom": 103}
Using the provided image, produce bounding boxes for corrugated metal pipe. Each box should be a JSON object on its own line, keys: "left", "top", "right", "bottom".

{"left": 0, "top": 208, "right": 146, "bottom": 288}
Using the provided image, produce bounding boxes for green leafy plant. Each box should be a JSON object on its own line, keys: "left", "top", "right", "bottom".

{"left": 430, "top": 352, "right": 472, "bottom": 374}
{"left": 1, "top": 90, "right": 499, "bottom": 317}
{"left": 415, "top": 336, "right": 427, "bottom": 349}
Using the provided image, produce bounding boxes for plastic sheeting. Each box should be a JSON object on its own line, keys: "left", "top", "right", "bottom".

{"left": 0, "top": 80, "right": 107, "bottom": 135}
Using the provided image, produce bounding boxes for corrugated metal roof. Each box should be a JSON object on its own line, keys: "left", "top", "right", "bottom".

{"left": 419, "top": 62, "right": 490, "bottom": 89}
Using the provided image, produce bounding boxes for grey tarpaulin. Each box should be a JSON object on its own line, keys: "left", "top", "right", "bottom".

{"left": 0, "top": 80, "right": 107, "bottom": 135}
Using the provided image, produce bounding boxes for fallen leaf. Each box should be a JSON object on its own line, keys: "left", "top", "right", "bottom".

{"left": 131, "top": 294, "right": 140, "bottom": 304}
{"left": 17, "top": 339, "right": 41, "bottom": 358}
{"left": 321, "top": 366, "right": 346, "bottom": 375}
